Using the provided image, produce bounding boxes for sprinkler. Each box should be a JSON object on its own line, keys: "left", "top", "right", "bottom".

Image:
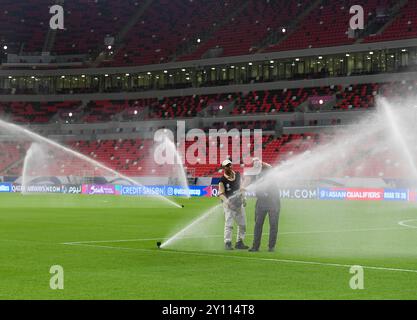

{"left": 156, "top": 242, "right": 162, "bottom": 249}
{"left": 181, "top": 205, "right": 185, "bottom": 208}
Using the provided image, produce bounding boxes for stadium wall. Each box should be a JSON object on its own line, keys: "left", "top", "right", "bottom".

{"left": 0, "top": 182, "right": 414, "bottom": 203}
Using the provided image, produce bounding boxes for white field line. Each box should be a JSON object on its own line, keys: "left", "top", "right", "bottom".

{"left": 61, "top": 226, "right": 403, "bottom": 245}
{"left": 61, "top": 242, "right": 417, "bottom": 274}
{"left": 398, "top": 219, "right": 417, "bottom": 229}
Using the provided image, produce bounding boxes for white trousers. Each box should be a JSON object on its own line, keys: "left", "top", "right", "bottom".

{"left": 223, "top": 204, "right": 246, "bottom": 243}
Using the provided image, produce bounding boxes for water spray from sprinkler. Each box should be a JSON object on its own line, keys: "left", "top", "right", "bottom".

{"left": 0, "top": 119, "right": 181, "bottom": 208}
{"left": 161, "top": 96, "right": 417, "bottom": 249}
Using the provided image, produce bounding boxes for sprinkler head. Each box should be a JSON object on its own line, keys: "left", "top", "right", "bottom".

{"left": 181, "top": 205, "right": 185, "bottom": 208}
{"left": 156, "top": 242, "right": 162, "bottom": 249}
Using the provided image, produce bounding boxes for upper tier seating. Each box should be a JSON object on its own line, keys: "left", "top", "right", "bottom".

{"left": 0, "top": 0, "right": 412, "bottom": 66}
{"left": 0, "top": 0, "right": 413, "bottom": 66}
{"left": 266, "top": 0, "right": 394, "bottom": 52}
{"left": 52, "top": 0, "right": 138, "bottom": 55}
{"left": 178, "top": 0, "right": 310, "bottom": 61}
{"left": 0, "top": 0, "right": 51, "bottom": 53}
{"left": 109, "top": 0, "right": 240, "bottom": 67}
{"left": 364, "top": 0, "right": 417, "bottom": 42}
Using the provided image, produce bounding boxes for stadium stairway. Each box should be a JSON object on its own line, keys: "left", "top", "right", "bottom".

{"left": 94, "top": 0, "right": 154, "bottom": 67}
{"left": 356, "top": 0, "right": 409, "bottom": 44}
{"left": 265, "top": 0, "right": 396, "bottom": 52}
{"left": 257, "top": 0, "right": 323, "bottom": 53}
{"left": 363, "top": 0, "right": 417, "bottom": 43}
{"left": 172, "top": 0, "right": 251, "bottom": 61}
{"left": 1, "top": 0, "right": 415, "bottom": 62}
{"left": 52, "top": 0, "right": 140, "bottom": 56}
{"left": 179, "top": 0, "right": 312, "bottom": 61}
{"left": 0, "top": 142, "right": 27, "bottom": 175}
{"left": 0, "top": 156, "right": 25, "bottom": 176}
{"left": 110, "top": 0, "right": 243, "bottom": 66}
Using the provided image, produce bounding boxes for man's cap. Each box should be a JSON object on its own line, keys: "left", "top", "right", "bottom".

{"left": 222, "top": 159, "right": 232, "bottom": 167}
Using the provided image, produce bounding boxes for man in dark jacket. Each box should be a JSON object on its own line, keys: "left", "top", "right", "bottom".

{"left": 246, "top": 158, "right": 280, "bottom": 252}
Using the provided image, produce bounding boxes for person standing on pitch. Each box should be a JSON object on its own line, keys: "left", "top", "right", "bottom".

{"left": 247, "top": 158, "right": 280, "bottom": 252}
{"left": 218, "top": 159, "right": 249, "bottom": 250}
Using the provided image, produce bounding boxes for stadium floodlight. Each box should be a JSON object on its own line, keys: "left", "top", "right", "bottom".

{"left": 69, "top": 112, "right": 73, "bottom": 117}
{"left": 197, "top": 38, "right": 201, "bottom": 43}
{"left": 107, "top": 45, "right": 112, "bottom": 50}
{"left": 134, "top": 110, "right": 138, "bottom": 115}
{"left": 281, "top": 28, "right": 286, "bottom": 33}
{"left": 3, "top": 45, "right": 7, "bottom": 50}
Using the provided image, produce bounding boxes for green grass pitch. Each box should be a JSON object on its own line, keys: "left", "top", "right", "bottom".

{"left": 1, "top": 193, "right": 417, "bottom": 300}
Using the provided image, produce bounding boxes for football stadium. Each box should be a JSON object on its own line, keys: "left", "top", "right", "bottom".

{"left": 1, "top": 0, "right": 417, "bottom": 303}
